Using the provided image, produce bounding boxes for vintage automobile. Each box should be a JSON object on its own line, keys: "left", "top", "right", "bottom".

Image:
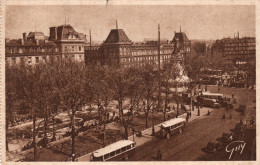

{"left": 216, "top": 133, "right": 233, "bottom": 143}
{"left": 201, "top": 142, "right": 221, "bottom": 154}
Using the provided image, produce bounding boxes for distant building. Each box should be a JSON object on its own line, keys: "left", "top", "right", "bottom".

{"left": 85, "top": 27, "right": 191, "bottom": 67}
{"left": 211, "top": 35, "right": 256, "bottom": 65}
{"left": 171, "top": 28, "right": 191, "bottom": 63}
{"left": 5, "top": 24, "right": 86, "bottom": 66}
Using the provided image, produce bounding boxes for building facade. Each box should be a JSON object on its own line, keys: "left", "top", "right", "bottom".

{"left": 85, "top": 28, "right": 191, "bottom": 67}
{"left": 6, "top": 24, "right": 86, "bottom": 66}
{"left": 211, "top": 36, "right": 256, "bottom": 65}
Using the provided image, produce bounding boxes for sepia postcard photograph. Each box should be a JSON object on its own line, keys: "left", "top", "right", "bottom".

{"left": 1, "top": 0, "right": 258, "bottom": 164}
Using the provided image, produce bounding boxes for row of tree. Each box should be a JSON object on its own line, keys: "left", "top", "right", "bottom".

{"left": 6, "top": 60, "right": 183, "bottom": 161}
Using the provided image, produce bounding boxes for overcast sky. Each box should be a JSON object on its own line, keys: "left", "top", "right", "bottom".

{"left": 6, "top": 5, "right": 255, "bottom": 41}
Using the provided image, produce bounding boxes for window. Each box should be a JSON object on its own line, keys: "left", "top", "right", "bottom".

{"left": 79, "top": 46, "right": 81, "bottom": 51}
{"left": 43, "top": 56, "right": 46, "bottom": 62}
{"left": 12, "top": 58, "right": 16, "bottom": 64}
{"left": 116, "top": 149, "right": 121, "bottom": 154}
{"left": 126, "top": 145, "right": 131, "bottom": 150}
{"left": 110, "top": 151, "right": 115, "bottom": 157}
{"left": 36, "top": 57, "right": 39, "bottom": 63}
{"left": 104, "top": 154, "right": 109, "bottom": 159}
{"left": 20, "top": 57, "right": 24, "bottom": 63}
{"left": 121, "top": 147, "right": 127, "bottom": 152}
{"left": 28, "top": 57, "right": 32, "bottom": 64}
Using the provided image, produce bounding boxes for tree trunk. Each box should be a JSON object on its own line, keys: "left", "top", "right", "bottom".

{"left": 103, "top": 120, "right": 106, "bottom": 147}
{"left": 71, "top": 113, "right": 75, "bottom": 161}
{"left": 6, "top": 117, "right": 9, "bottom": 151}
{"left": 52, "top": 115, "right": 55, "bottom": 140}
{"left": 43, "top": 117, "right": 48, "bottom": 147}
{"left": 177, "top": 102, "right": 179, "bottom": 117}
{"left": 145, "top": 112, "right": 149, "bottom": 128}
{"left": 33, "top": 115, "right": 37, "bottom": 161}
{"left": 164, "top": 91, "right": 168, "bottom": 121}
{"left": 124, "top": 126, "right": 128, "bottom": 140}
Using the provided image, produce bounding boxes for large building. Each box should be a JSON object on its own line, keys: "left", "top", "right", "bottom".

{"left": 85, "top": 27, "right": 191, "bottom": 67}
{"left": 211, "top": 35, "right": 256, "bottom": 65}
{"left": 5, "top": 24, "right": 86, "bottom": 66}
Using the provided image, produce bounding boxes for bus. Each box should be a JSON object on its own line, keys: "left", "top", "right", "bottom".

{"left": 202, "top": 98, "right": 220, "bottom": 108}
{"left": 200, "top": 92, "right": 223, "bottom": 100}
{"left": 90, "top": 140, "right": 136, "bottom": 161}
{"left": 159, "top": 118, "right": 186, "bottom": 138}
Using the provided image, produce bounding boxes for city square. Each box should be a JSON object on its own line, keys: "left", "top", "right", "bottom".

{"left": 4, "top": 5, "right": 256, "bottom": 162}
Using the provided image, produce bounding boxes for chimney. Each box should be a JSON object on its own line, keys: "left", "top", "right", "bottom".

{"left": 23, "top": 32, "right": 27, "bottom": 40}
{"left": 21, "top": 39, "right": 24, "bottom": 45}
{"left": 55, "top": 27, "right": 57, "bottom": 40}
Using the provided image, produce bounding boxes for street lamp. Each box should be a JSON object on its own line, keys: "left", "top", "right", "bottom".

{"left": 151, "top": 107, "right": 155, "bottom": 136}
{"left": 197, "top": 96, "right": 201, "bottom": 116}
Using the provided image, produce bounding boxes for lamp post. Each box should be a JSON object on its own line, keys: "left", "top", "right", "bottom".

{"left": 197, "top": 96, "right": 200, "bottom": 116}
{"left": 152, "top": 107, "right": 155, "bottom": 136}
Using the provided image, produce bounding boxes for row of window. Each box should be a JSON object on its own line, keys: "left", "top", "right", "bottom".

{"left": 6, "top": 54, "right": 83, "bottom": 65}
{"left": 121, "top": 55, "right": 171, "bottom": 63}
{"left": 7, "top": 47, "right": 59, "bottom": 54}
{"left": 224, "top": 50, "right": 256, "bottom": 55}
{"left": 225, "top": 47, "right": 255, "bottom": 51}
{"left": 225, "top": 42, "right": 255, "bottom": 47}
{"left": 131, "top": 49, "right": 172, "bottom": 56}
{"left": 63, "top": 45, "right": 83, "bottom": 52}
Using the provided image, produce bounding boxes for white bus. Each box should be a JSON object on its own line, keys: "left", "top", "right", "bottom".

{"left": 160, "top": 118, "right": 186, "bottom": 138}
{"left": 90, "top": 140, "right": 136, "bottom": 161}
{"left": 200, "top": 92, "right": 223, "bottom": 100}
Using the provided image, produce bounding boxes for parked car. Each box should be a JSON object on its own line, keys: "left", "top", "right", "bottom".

{"left": 201, "top": 142, "right": 221, "bottom": 154}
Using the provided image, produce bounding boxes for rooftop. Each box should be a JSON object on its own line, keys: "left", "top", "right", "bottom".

{"left": 104, "top": 29, "right": 131, "bottom": 43}
{"left": 6, "top": 39, "right": 56, "bottom": 47}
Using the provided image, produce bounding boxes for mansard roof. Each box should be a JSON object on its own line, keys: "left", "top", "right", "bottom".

{"left": 104, "top": 29, "right": 131, "bottom": 43}
{"left": 172, "top": 32, "right": 190, "bottom": 43}
{"left": 6, "top": 39, "right": 56, "bottom": 47}
{"left": 56, "top": 25, "right": 85, "bottom": 40}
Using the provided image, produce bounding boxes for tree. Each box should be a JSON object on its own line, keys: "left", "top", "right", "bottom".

{"left": 88, "top": 65, "right": 112, "bottom": 147}
{"left": 58, "top": 61, "right": 93, "bottom": 161}
{"left": 107, "top": 67, "right": 142, "bottom": 139}
{"left": 5, "top": 64, "right": 20, "bottom": 151}
{"left": 139, "top": 64, "right": 158, "bottom": 126}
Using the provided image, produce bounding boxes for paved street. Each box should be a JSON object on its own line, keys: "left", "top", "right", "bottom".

{"left": 127, "top": 86, "right": 256, "bottom": 161}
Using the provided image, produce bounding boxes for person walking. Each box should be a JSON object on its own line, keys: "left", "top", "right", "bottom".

{"left": 157, "top": 149, "right": 162, "bottom": 160}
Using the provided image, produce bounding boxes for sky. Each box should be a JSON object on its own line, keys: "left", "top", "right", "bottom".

{"left": 6, "top": 5, "right": 255, "bottom": 42}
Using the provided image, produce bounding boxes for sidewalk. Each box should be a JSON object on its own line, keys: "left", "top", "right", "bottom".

{"left": 77, "top": 105, "right": 213, "bottom": 161}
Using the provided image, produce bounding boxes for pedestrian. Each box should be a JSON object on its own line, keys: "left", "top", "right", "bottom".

{"left": 207, "top": 110, "right": 210, "bottom": 116}
{"left": 172, "top": 105, "right": 175, "bottom": 111}
{"left": 229, "top": 114, "right": 232, "bottom": 119}
{"left": 186, "top": 113, "right": 189, "bottom": 122}
{"left": 240, "top": 119, "right": 243, "bottom": 125}
{"left": 157, "top": 149, "right": 162, "bottom": 160}
{"left": 222, "top": 114, "right": 226, "bottom": 119}
{"left": 168, "top": 114, "right": 171, "bottom": 120}
{"left": 250, "top": 116, "right": 254, "bottom": 125}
